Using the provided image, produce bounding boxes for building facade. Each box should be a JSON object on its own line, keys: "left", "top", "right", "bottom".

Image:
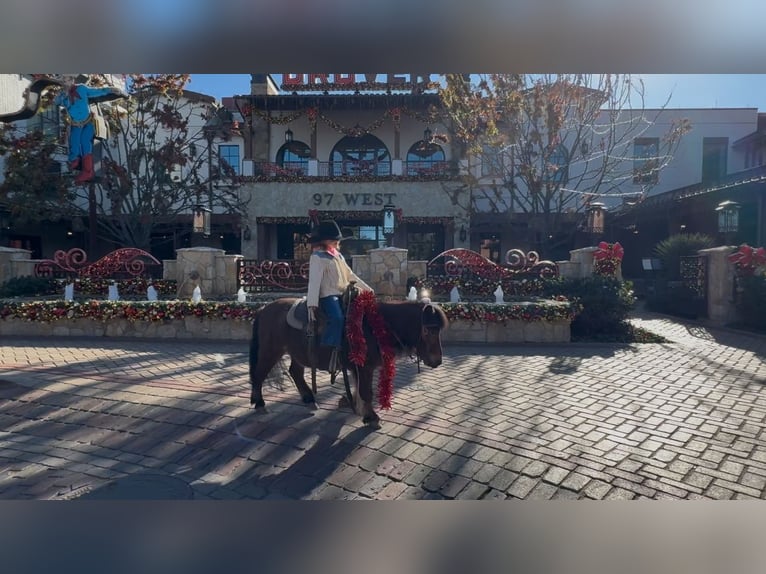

{"left": 228, "top": 74, "right": 466, "bottom": 266}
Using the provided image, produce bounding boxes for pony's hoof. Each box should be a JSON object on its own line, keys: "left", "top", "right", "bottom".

{"left": 251, "top": 398, "right": 266, "bottom": 409}
{"left": 301, "top": 394, "right": 316, "bottom": 405}
{"left": 363, "top": 415, "right": 381, "bottom": 429}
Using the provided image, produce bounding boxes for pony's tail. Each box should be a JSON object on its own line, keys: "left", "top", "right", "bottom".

{"left": 249, "top": 311, "right": 260, "bottom": 381}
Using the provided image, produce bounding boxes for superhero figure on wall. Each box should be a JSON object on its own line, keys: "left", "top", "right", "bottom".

{"left": 54, "top": 75, "right": 126, "bottom": 184}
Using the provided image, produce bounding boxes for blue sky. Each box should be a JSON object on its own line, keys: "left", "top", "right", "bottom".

{"left": 187, "top": 74, "right": 766, "bottom": 110}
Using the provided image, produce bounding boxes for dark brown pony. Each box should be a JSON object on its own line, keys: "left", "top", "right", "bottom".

{"left": 249, "top": 298, "right": 448, "bottom": 427}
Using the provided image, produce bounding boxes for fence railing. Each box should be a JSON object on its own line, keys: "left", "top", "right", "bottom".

{"left": 423, "top": 248, "right": 559, "bottom": 297}
{"left": 237, "top": 259, "right": 310, "bottom": 293}
{"left": 34, "top": 248, "right": 163, "bottom": 280}
{"left": 247, "top": 160, "right": 459, "bottom": 179}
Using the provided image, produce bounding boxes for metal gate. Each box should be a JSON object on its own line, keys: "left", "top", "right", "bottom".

{"left": 680, "top": 255, "right": 708, "bottom": 317}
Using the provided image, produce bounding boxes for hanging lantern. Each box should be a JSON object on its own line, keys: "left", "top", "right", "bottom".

{"left": 716, "top": 200, "right": 740, "bottom": 234}
{"left": 586, "top": 202, "right": 606, "bottom": 235}
{"left": 193, "top": 205, "right": 211, "bottom": 237}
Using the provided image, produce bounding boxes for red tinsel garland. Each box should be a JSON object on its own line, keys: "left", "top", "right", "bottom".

{"left": 346, "top": 290, "right": 395, "bottom": 410}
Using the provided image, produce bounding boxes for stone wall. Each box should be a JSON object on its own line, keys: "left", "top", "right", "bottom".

{"left": 0, "top": 315, "right": 569, "bottom": 343}
{"left": 443, "top": 319, "right": 570, "bottom": 344}
{"left": 0, "top": 316, "right": 253, "bottom": 340}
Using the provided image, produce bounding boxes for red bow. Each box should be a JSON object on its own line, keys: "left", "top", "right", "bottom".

{"left": 729, "top": 244, "right": 766, "bottom": 275}
{"left": 593, "top": 241, "right": 624, "bottom": 261}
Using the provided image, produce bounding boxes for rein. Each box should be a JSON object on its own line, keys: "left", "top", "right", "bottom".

{"left": 387, "top": 321, "right": 423, "bottom": 373}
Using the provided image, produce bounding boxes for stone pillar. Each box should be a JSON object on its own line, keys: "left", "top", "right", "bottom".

{"left": 568, "top": 247, "right": 597, "bottom": 278}
{"left": 175, "top": 247, "right": 226, "bottom": 299}
{"left": 215, "top": 253, "right": 243, "bottom": 298}
{"left": 0, "top": 247, "right": 33, "bottom": 283}
{"left": 698, "top": 246, "right": 737, "bottom": 325}
{"left": 368, "top": 247, "right": 408, "bottom": 300}
{"left": 556, "top": 260, "right": 581, "bottom": 279}
{"left": 561, "top": 246, "right": 623, "bottom": 280}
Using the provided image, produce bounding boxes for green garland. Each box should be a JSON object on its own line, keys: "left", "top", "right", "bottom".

{"left": 0, "top": 299, "right": 579, "bottom": 324}
{"left": 52, "top": 278, "right": 177, "bottom": 298}
{"left": 441, "top": 301, "right": 582, "bottom": 324}
{"left": 0, "top": 300, "right": 263, "bottom": 323}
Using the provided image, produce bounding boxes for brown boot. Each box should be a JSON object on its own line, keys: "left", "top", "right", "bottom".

{"left": 328, "top": 347, "right": 339, "bottom": 374}
{"left": 69, "top": 158, "right": 81, "bottom": 171}
{"left": 74, "top": 154, "right": 94, "bottom": 184}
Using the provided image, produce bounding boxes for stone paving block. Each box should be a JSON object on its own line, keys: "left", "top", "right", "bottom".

{"left": 560, "top": 472, "right": 591, "bottom": 492}
{"left": 521, "top": 460, "right": 549, "bottom": 478}
{"left": 525, "top": 482, "right": 558, "bottom": 500}
{"left": 506, "top": 475, "right": 537, "bottom": 498}
{"left": 358, "top": 474, "right": 392, "bottom": 498}
{"left": 542, "top": 466, "right": 570, "bottom": 486}
{"left": 704, "top": 484, "right": 734, "bottom": 500}
{"left": 551, "top": 488, "right": 580, "bottom": 500}
{"left": 401, "top": 464, "right": 433, "bottom": 487}
{"left": 481, "top": 489, "right": 508, "bottom": 500}
{"left": 377, "top": 481, "right": 409, "bottom": 500}
{"left": 489, "top": 468, "right": 520, "bottom": 492}
{"left": 454, "top": 481, "right": 491, "bottom": 500}
{"left": 582, "top": 480, "right": 612, "bottom": 500}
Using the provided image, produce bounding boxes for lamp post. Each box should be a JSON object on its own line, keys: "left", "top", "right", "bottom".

{"left": 199, "top": 105, "right": 229, "bottom": 245}
{"left": 382, "top": 203, "right": 396, "bottom": 247}
{"left": 716, "top": 199, "right": 740, "bottom": 246}
{"left": 586, "top": 202, "right": 606, "bottom": 245}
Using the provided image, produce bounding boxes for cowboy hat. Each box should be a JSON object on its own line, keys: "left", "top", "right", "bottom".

{"left": 309, "top": 220, "right": 353, "bottom": 243}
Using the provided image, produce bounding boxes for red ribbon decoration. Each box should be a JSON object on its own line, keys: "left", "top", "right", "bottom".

{"left": 729, "top": 244, "right": 766, "bottom": 276}
{"left": 346, "top": 290, "right": 395, "bottom": 409}
{"left": 593, "top": 241, "right": 624, "bottom": 261}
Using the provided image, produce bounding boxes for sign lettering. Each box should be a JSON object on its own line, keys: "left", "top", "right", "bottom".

{"left": 312, "top": 192, "right": 397, "bottom": 207}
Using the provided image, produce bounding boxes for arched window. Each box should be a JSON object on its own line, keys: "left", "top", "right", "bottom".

{"left": 406, "top": 141, "right": 446, "bottom": 176}
{"left": 543, "top": 144, "right": 569, "bottom": 185}
{"left": 276, "top": 140, "right": 311, "bottom": 175}
{"left": 330, "top": 134, "right": 391, "bottom": 176}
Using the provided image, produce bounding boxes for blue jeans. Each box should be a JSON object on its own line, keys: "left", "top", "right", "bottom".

{"left": 319, "top": 295, "right": 344, "bottom": 348}
{"left": 68, "top": 122, "right": 94, "bottom": 162}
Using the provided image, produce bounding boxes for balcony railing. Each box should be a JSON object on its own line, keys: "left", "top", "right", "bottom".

{"left": 247, "top": 160, "right": 459, "bottom": 180}
{"left": 253, "top": 162, "right": 309, "bottom": 177}
{"left": 403, "top": 161, "right": 455, "bottom": 178}
{"left": 318, "top": 160, "right": 392, "bottom": 177}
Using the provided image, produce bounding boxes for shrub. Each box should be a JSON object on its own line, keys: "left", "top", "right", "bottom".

{"left": 646, "top": 282, "right": 705, "bottom": 319}
{"left": 0, "top": 275, "right": 59, "bottom": 298}
{"left": 653, "top": 233, "right": 715, "bottom": 280}
{"left": 541, "top": 276, "right": 635, "bottom": 338}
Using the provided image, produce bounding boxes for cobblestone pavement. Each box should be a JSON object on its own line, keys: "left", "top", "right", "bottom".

{"left": 0, "top": 311, "right": 765, "bottom": 500}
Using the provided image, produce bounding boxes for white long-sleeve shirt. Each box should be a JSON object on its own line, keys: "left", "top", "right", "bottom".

{"left": 306, "top": 250, "right": 373, "bottom": 308}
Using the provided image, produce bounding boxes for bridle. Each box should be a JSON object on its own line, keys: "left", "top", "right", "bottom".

{"left": 388, "top": 313, "right": 443, "bottom": 373}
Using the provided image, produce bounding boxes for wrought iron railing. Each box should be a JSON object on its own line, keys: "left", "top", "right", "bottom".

{"left": 237, "top": 259, "right": 310, "bottom": 293}
{"left": 34, "top": 248, "right": 162, "bottom": 280}
{"left": 424, "top": 248, "right": 559, "bottom": 297}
